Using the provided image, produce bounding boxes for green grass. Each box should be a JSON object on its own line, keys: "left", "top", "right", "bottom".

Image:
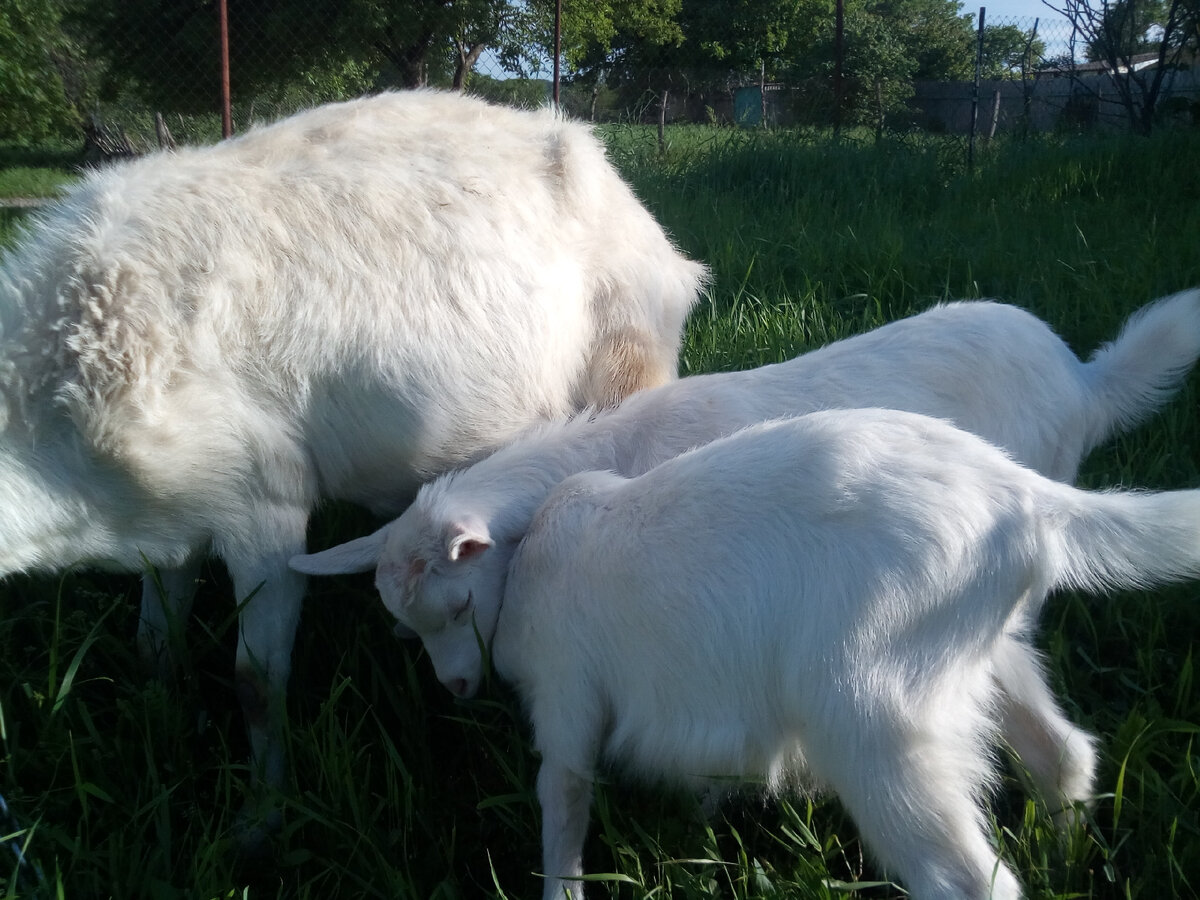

{"left": 0, "top": 170, "right": 73, "bottom": 201}
{"left": 1, "top": 127, "right": 1200, "bottom": 899}
{"left": 0, "top": 145, "right": 80, "bottom": 248}
{"left": 0, "top": 146, "right": 80, "bottom": 199}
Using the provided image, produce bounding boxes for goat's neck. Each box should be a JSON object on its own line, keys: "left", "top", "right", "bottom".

{"left": 445, "top": 415, "right": 622, "bottom": 542}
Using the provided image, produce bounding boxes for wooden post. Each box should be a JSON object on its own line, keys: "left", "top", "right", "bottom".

{"left": 154, "top": 112, "right": 177, "bottom": 151}
{"left": 760, "top": 59, "right": 767, "bottom": 128}
{"left": 658, "top": 89, "right": 668, "bottom": 155}
{"left": 987, "top": 88, "right": 1002, "bottom": 140}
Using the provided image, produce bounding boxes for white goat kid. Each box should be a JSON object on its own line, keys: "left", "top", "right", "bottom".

{"left": 0, "top": 89, "right": 704, "bottom": 832}
{"left": 293, "top": 288, "right": 1200, "bottom": 817}
{"left": 495, "top": 410, "right": 1200, "bottom": 900}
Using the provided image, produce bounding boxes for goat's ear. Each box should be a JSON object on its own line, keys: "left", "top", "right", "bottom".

{"left": 290, "top": 525, "right": 388, "bottom": 575}
{"left": 446, "top": 518, "right": 493, "bottom": 563}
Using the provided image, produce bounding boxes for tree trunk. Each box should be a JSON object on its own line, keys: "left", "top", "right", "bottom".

{"left": 453, "top": 41, "right": 487, "bottom": 91}
{"left": 875, "top": 79, "right": 885, "bottom": 140}
{"left": 376, "top": 34, "right": 436, "bottom": 89}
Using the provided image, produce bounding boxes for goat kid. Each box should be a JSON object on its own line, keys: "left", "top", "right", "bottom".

{"left": 293, "top": 289, "right": 1200, "bottom": 818}
{"left": 495, "top": 410, "right": 1200, "bottom": 900}
{"left": 0, "top": 89, "right": 704, "bottom": 837}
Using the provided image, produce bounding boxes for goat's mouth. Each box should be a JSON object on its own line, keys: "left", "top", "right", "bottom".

{"left": 392, "top": 620, "right": 418, "bottom": 639}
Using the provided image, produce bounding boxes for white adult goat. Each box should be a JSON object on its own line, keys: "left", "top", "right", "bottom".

{"left": 0, "top": 89, "right": 704, "bottom": 830}
{"left": 495, "top": 410, "right": 1200, "bottom": 900}
{"left": 293, "top": 288, "right": 1200, "bottom": 818}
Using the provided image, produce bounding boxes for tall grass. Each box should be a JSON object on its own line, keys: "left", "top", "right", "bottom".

{"left": 1, "top": 127, "right": 1199, "bottom": 899}
{"left": 622, "top": 127, "right": 1200, "bottom": 345}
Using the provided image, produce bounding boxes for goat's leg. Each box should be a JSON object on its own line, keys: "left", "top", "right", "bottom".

{"left": 536, "top": 758, "right": 594, "bottom": 900}
{"left": 137, "top": 547, "right": 207, "bottom": 677}
{"left": 994, "top": 635, "right": 1097, "bottom": 825}
{"left": 805, "top": 679, "right": 1022, "bottom": 900}
{"left": 222, "top": 513, "right": 308, "bottom": 850}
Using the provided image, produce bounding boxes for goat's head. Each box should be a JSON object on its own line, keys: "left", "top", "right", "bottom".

{"left": 290, "top": 505, "right": 510, "bottom": 698}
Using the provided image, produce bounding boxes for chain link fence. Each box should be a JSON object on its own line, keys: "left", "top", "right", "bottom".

{"left": 909, "top": 14, "right": 1198, "bottom": 137}
{"left": 604, "top": 14, "right": 1198, "bottom": 136}
{"left": 75, "top": 4, "right": 1199, "bottom": 157}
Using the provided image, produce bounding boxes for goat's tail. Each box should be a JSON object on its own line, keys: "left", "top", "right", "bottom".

{"left": 1082, "top": 288, "right": 1200, "bottom": 445}
{"left": 1048, "top": 483, "right": 1200, "bottom": 595}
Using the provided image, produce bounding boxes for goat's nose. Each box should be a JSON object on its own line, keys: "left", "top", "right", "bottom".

{"left": 446, "top": 677, "right": 470, "bottom": 697}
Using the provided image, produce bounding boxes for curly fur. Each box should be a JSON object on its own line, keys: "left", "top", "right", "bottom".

{"left": 0, "top": 89, "right": 705, "bottom": 828}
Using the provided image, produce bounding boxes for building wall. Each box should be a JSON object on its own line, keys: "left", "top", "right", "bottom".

{"left": 910, "top": 68, "right": 1200, "bottom": 134}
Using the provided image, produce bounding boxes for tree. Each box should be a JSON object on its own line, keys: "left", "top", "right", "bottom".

{"left": 542, "top": 0, "right": 689, "bottom": 128}
{"left": 897, "top": 0, "right": 977, "bottom": 80}
{"left": 554, "top": 0, "right": 687, "bottom": 70}
{"left": 789, "top": 0, "right": 974, "bottom": 127}
{"left": 825, "top": 3, "right": 920, "bottom": 127}
{"left": 73, "top": 0, "right": 565, "bottom": 114}
{"left": 1043, "top": 0, "right": 1200, "bottom": 133}
{"left": 562, "top": 0, "right": 974, "bottom": 128}
{"left": 0, "top": 0, "right": 81, "bottom": 142}
{"left": 75, "top": 0, "right": 330, "bottom": 113}
{"left": 1083, "top": 0, "right": 1172, "bottom": 59}
{"left": 550, "top": 0, "right": 685, "bottom": 95}
{"left": 979, "top": 23, "right": 1048, "bottom": 78}
{"left": 679, "top": 0, "right": 826, "bottom": 80}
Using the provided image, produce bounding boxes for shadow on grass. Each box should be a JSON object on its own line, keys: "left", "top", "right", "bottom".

{"left": 0, "top": 144, "right": 83, "bottom": 172}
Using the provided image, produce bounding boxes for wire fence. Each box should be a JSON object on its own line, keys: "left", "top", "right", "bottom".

{"left": 73, "top": 4, "right": 1200, "bottom": 157}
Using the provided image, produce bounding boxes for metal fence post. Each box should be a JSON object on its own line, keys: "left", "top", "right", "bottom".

{"left": 218, "top": 0, "right": 232, "bottom": 138}
{"left": 968, "top": 6, "right": 986, "bottom": 170}
{"left": 834, "top": 0, "right": 845, "bottom": 134}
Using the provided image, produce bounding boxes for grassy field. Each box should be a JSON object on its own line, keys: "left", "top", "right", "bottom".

{"left": 0, "top": 147, "right": 79, "bottom": 204}
{"left": 1, "top": 126, "right": 1199, "bottom": 899}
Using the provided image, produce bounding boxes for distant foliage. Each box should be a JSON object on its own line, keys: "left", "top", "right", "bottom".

{"left": 979, "top": 23, "right": 1048, "bottom": 78}
{"left": 0, "top": 0, "right": 79, "bottom": 143}
{"left": 465, "top": 74, "right": 553, "bottom": 108}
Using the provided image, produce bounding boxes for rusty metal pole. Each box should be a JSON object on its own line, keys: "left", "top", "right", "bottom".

{"left": 219, "top": 0, "right": 232, "bottom": 138}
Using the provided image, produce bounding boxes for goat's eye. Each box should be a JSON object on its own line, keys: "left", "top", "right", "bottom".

{"left": 451, "top": 592, "right": 473, "bottom": 624}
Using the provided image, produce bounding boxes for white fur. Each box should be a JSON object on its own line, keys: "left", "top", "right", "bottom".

{"left": 293, "top": 289, "right": 1200, "bottom": 817}
{"left": 493, "top": 410, "right": 1200, "bottom": 900}
{"left": 0, "top": 90, "right": 704, "bottom": 825}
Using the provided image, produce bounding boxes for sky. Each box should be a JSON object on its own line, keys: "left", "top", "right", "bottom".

{"left": 961, "top": 0, "right": 1076, "bottom": 57}
{"left": 964, "top": 0, "right": 1070, "bottom": 25}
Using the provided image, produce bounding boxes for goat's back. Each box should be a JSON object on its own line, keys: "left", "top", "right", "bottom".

{"left": 0, "top": 91, "right": 704, "bottom": 510}
{"left": 498, "top": 410, "right": 1053, "bottom": 781}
